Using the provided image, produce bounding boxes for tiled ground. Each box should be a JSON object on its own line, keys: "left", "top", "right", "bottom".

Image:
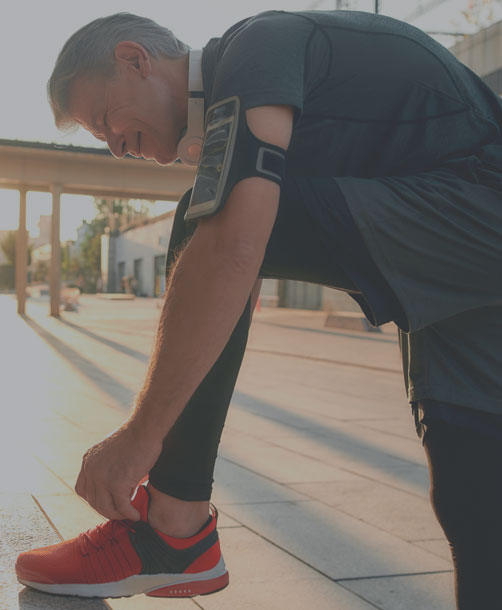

{"left": 0, "top": 294, "right": 455, "bottom": 609}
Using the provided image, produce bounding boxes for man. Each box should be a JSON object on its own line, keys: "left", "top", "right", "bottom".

{"left": 16, "top": 10, "right": 502, "bottom": 608}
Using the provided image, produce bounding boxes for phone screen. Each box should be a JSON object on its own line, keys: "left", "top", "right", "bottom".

{"left": 185, "top": 98, "right": 238, "bottom": 220}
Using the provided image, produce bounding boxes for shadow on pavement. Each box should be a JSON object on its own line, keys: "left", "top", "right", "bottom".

{"left": 56, "top": 318, "right": 149, "bottom": 364}
{"left": 233, "top": 389, "right": 428, "bottom": 493}
{"left": 21, "top": 315, "right": 134, "bottom": 408}
{"left": 18, "top": 588, "right": 109, "bottom": 610}
{"left": 257, "top": 318, "right": 399, "bottom": 344}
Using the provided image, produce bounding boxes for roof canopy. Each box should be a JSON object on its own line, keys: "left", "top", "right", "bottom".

{"left": 0, "top": 139, "right": 195, "bottom": 201}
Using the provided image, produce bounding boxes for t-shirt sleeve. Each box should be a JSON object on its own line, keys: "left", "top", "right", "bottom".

{"left": 207, "top": 12, "right": 315, "bottom": 120}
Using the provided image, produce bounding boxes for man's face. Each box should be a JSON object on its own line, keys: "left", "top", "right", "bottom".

{"left": 68, "top": 47, "right": 186, "bottom": 165}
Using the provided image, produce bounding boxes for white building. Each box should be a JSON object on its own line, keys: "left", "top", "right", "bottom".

{"left": 101, "top": 212, "right": 174, "bottom": 297}
{"left": 450, "top": 19, "right": 502, "bottom": 98}
{"left": 31, "top": 242, "right": 51, "bottom": 266}
{"left": 30, "top": 215, "right": 51, "bottom": 250}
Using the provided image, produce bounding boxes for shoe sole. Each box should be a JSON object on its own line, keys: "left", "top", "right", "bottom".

{"left": 18, "top": 557, "right": 228, "bottom": 599}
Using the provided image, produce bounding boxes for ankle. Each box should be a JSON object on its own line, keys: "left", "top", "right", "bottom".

{"left": 147, "top": 484, "right": 210, "bottom": 538}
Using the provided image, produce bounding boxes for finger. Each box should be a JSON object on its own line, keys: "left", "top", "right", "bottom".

{"left": 75, "top": 467, "right": 87, "bottom": 500}
{"left": 93, "top": 488, "right": 125, "bottom": 521}
{"left": 86, "top": 480, "right": 98, "bottom": 513}
{"left": 112, "top": 488, "right": 141, "bottom": 521}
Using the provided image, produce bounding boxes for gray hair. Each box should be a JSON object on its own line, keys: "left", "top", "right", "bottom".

{"left": 48, "top": 13, "right": 189, "bottom": 128}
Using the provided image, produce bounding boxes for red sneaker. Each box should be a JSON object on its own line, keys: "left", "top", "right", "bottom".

{"left": 15, "top": 485, "right": 228, "bottom": 598}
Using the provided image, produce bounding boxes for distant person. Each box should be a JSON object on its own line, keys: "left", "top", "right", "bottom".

{"left": 129, "top": 275, "right": 138, "bottom": 296}
{"left": 16, "top": 11, "right": 502, "bottom": 609}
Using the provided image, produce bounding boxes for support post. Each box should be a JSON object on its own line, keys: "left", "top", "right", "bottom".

{"left": 16, "top": 188, "right": 28, "bottom": 315}
{"left": 50, "top": 184, "right": 62, "bottom": 317}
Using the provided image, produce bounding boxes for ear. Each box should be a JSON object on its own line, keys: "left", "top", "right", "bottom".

{"left": 113, "top": 41, "right": 152, "bottom": 77}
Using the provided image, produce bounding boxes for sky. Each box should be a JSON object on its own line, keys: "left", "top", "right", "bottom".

{"left": 0, "top": 0, "right": 500, "bottom": 241}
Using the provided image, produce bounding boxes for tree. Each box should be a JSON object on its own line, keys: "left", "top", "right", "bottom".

{"left": 0, "top": 231, "right": 16, "bottom": 266}
{"left": 62, "top": 242, "right": 82, "bottom": 284}
{"left": 76, "top": 199, "right": 152, "bottom": 292}
{"left": 0, "top": 230, "right": 32, "bottom": 268}
{"left": 79, "top": 226, "right": 104, "bottom": 292}
{"left": 32, "top": 261, "right": 49, "bottom": 282}
{"left": 461, "top": 0, "right": 501, "bottom": 29}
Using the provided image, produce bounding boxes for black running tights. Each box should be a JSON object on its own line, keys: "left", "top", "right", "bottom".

{"left": 148, "top": 178, "right": 368, "bottom": 499}
{"left": 420, "top": 405, "right": 502, "bottom": 610}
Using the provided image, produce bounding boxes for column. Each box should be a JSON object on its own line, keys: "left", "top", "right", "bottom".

{"left": 105, "top": 198, "right": 115, "bottom": 293}
{"left": 49, "top": 184, "right": 62, "bottom": 317}
{"left": 100, "top": 228, "right": 110, "bottom": 293}
{"left": 16, "top": 188, "right": 28, "bottom": 315}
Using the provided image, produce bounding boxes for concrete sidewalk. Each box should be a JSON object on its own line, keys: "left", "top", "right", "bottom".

{"left": 0, "top": 294, "right": 455, "bottom": 609}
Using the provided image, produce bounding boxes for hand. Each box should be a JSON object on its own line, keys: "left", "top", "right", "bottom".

{"left": 75, "top": 419, "right": 163, "bottom": 521}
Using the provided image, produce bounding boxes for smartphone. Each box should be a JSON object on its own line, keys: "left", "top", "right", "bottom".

{"left": 184, "top": 96, "right": 240, "bottom": 221}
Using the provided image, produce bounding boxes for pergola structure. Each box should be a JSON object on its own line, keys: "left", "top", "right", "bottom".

{"left": 0, "top": 139, "right": 195, "bottom": 316}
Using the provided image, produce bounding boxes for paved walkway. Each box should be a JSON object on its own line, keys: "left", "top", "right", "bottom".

{"left": 0, "top": 294, "right": 455, "bottom": 609}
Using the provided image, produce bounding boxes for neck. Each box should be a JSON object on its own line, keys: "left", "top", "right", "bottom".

{"left": 158, "top": 54, "right": 190, "bottom": 132}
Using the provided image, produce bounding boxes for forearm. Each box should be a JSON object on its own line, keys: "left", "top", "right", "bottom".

{"left": 128, "top": 102, "right": 291, "bottom": 442}
{"left": 131, "top": 231, "right": 261, "bottom": 441}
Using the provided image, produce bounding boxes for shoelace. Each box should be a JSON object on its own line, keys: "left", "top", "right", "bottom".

{"left": 79, "top": 519, "right": 135, "bottom": 556}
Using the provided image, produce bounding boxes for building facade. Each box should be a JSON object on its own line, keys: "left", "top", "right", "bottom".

{"left": 450, "top": 19, "right": 502, "bottom": 98}
{"left": 101, "top": 212, "right": 174, "bottom": 297}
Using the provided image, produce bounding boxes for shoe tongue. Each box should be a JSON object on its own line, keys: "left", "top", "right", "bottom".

{"left": 131, "top": 484, "right": 150, "bottom": 521}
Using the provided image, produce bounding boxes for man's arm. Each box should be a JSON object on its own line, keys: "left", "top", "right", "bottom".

{"left": 75, "top": 105, "right": 293, "bottom": 520}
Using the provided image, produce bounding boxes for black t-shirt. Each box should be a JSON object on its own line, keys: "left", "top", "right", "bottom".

{"left": 201, "top": 8, "right": 502, "bottom": 330}
{"left": 200, "top": 9, "right": 502, "bottom": 416}
{"left": 202, "top": 9, "right": 502, "bottom": 179}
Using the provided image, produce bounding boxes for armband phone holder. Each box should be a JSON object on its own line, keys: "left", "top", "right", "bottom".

{"left": 185, "top": 96, "right": 287, "bottom": 222}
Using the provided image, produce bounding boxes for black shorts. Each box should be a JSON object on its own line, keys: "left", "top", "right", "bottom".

{"left": 337, "top": 156, "right": 502, "bottom": 332}
{"left": 260, "top": 175, "right": 407, "bottom": 329}
{"left": 414, "top": 400, "right": 502, "bottom": 442}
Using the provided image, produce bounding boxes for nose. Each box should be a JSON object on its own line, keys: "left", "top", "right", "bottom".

{"left": 105, "top": 133, "right": 127, "bottom": 159}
